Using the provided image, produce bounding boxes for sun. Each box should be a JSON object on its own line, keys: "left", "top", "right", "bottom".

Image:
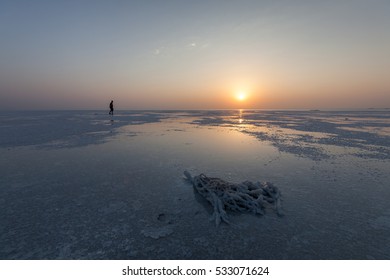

{"left": 236, "top": 91, "right": 247, "bottom": 101}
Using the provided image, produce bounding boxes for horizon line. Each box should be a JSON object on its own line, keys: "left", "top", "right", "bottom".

{"left": 2, "top": 107, "right": 390, "bottom": 112}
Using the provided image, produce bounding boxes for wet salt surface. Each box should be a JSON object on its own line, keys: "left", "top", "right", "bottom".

{"left": 0, "top": 110, "right": 389, "bottom": 259}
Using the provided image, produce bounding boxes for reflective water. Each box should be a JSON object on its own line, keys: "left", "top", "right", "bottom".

{"left": 0, "top": 110, "right": 389, "bottom": 259}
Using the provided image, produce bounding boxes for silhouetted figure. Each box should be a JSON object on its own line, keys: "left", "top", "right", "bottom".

{"left": 109, "top": 100, "right": 114, "bottom": 115}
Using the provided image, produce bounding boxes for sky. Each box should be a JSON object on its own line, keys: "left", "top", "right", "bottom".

{"left": 1, "top": 0, "right": 389, "bottom": 110}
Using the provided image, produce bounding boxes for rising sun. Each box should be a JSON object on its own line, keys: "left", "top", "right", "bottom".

{"left": 236, "top": 91, "right": 247, "bottom": 101}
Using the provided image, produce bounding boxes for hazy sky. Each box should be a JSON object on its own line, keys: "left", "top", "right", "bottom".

{"left": 1, "top": 0, "right": 389, "bottom": 110}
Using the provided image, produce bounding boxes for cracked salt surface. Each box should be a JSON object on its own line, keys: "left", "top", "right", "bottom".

{"left": 0, "top": 110, "right": 389, "bottom": 259}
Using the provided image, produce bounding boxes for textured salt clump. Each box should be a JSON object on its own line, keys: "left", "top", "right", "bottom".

{"left": 184, "top": 171, "right": 283, "bottom": 226}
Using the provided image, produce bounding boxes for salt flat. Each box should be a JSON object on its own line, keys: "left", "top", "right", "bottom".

{"left": 0, "top": 110, "right": 389, "bottom": 259}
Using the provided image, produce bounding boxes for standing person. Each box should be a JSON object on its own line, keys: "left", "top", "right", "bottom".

{"left": 109, "top": 100, "right": 114, "bottom": 115}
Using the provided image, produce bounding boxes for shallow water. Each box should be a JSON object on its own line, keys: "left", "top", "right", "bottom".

{"left": 0, "top": 110, "right": 389, "bottom": 259}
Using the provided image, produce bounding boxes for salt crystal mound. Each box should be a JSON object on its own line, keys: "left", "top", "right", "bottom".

{"left": 184, "top": 171, "right": 283, "bottom": 226}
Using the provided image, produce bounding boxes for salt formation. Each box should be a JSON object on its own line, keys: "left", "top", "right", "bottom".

{"left": 184, "top": 171, "right": 283, "bottom": 226}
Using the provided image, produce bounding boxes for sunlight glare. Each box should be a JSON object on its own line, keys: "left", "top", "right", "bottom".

{"left": 236, "top": 91, "right": 247, "bottom": 101}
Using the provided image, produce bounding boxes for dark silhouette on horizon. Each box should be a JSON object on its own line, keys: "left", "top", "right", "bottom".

{"left": 109, "top": 100, "right": 114, "bottom": 115}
